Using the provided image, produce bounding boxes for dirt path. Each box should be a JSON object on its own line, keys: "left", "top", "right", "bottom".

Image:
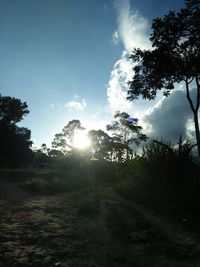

{"left": 0, "top": 182, "right": 200, "bottom": 266}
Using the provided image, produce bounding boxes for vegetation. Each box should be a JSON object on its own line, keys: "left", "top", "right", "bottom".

{"left": 52, "top": 119, "right": 85, "bottom": 154}
{"left": 1, "top": 1, "right": 200, "bottom": 265}
{"left": 106, "top": 111, "right": 147, "bottom": 161}
{"left": 128, "top": 0, "right": 200, "bottom": 156}
{"left": 0, "top": 95, "right": 32, "bottom": 167}
{"left": 116, "top": 138, "right": 200, "bottom": 217}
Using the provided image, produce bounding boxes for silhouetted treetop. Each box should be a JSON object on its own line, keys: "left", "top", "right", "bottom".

{"left": 128, "top": 0, "right": 200, "bottom": 156}
{"left": 0, "top": 95, "right": 29, "bottom": 125}
{"left": 0, "top": 95, "right": 32, "bottom": 166}
{"left": 52, "top": 120, "right": 85, "bottom": 154}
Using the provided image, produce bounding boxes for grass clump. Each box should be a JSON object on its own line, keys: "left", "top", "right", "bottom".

{"left": 115, "top": 138, "right": 200, "bottom": 217}
{"left": 22, "top": 175, "right": 89, "bottom": 195}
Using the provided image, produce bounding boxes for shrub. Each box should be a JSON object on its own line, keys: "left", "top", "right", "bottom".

{"left": 116, "top": 137, "right": 200, "bottom": 216}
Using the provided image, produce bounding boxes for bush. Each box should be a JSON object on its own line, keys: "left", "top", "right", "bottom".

{"left": 115, "top": 138, "right": 200, "bottom": 217}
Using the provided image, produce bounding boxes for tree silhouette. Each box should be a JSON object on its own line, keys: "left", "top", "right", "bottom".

{"left": 0, "top": 95, "right": 29, "bottom": 124}
{"left": 52, "top": 133, "right": 67, "bottom": 154}
{"left": 0, "top": 95, "right": 32, "bottom": 167}
{"left": 107, "top": 111, "right": 147, "bottom": 160}
{"left": 52, "top": 120, "right": 85, "bottom": 154}
{"left": 88, "top": 129, "right": 111, "bottom": 160}
{"left": 107, "top": 137, "right": 127, "bottom": 162}
{"left": 62, "top": 119, "right": 85, "bottom": 150}
{"left": 128, "top": 0, "right": 200, "bottom": 156}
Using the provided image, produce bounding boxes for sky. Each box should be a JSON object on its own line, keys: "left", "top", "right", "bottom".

{"left": 0, "top": 0, "right": 192, "bottom": 148}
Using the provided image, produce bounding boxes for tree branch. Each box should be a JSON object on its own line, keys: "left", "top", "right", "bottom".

{"left": 188, "top": 77, "right": 194, "bottom": 84}
{"left": 195, "top": 76, "right": 200, "bottom": 112}
{"left": 185, "top": 79, "right": 195, "bottom": 113}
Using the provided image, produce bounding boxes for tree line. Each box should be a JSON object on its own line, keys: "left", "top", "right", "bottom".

{"left": 1, "top": 0, "right": 200, "bottom": 167}
{"left": 0, "top": 94, "right": 148, "bottom": 167}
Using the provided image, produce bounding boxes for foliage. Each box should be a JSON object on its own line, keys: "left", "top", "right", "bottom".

{"left": 0, "top": 95, "right": 29, "bottom": 124}
{"left": 128, "top": 0, "right": 200, "bottom": 156}
{"left": 48, "top": 149, "right": 64, "bottom": 158}
{"left": 106, "top": 111, "right": 147, "bottom": 161}
{"left": 52, "top": 119, "right": 85, "bottom": 154}
{"left": 22, "top": 160, "right": 122, "bottom": 194}
{"left": 52, "top": 133, "right": 67, "bottom": 153}
{"left": 142, "top": 136, "right": 195, "bottom": 162}
{"left": 116, "top": 137, "right": 200, "bottom": 216}
{"left": 88, "top": 129, "right": 111, "bottom": 160}
{"left": 0, "top": 95, "right": 32, "bottom": 167}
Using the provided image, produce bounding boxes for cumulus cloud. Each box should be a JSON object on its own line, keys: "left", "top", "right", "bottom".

{"left": 142, "top": 90, "right": 193, "bottom": 142}
{"left": 107, "top": 51, "right": 133, "bottom": 112}
{"left": 107, "top": 0, "right": 151, "bottom": 114}
{"left": 114, "top": 0, "right": 151, "bottom": 52}
{"left": 65, "top": 98, "right": 87, "bottom": 111}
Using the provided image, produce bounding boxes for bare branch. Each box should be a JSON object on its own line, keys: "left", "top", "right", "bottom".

{"left": 195, "top": 77, "right": 200, "bottom": 112}
{"left": 185, "top": 79, "right": 195, "bottom": 113}
{"left": 188, "top": 77, "right": 194, "bottom": 84}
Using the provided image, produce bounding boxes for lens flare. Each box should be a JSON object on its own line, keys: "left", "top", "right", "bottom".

{"left": 73, "top": 132, "right": 91, "bottom": 149}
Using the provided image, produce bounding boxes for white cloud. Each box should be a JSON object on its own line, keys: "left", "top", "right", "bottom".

{"left": 65, "top": 98, "right": 87, "bottom": 111}
{"left": 107, "top": 0, "right": 151, "bottom": 114}
{"left": 73, "top": 94, "right": 80, "bottom": 99}
{"left": 112, "top": 31, "right": 120, "bottom": 44}
{"left": 107, "top": 52, "right": 133, "bottom": 113}
{"left": 114, "top": 0, "right": 151, "bottom": 52}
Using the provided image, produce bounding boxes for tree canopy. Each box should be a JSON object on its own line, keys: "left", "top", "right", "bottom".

{"left": 0, "top": 95, "right": 29, "bottom": 125}
{"left": 128, "top": 0, "right": 200, "bottom": 156}
{"left": 0, "top": 95, "right": 32, "bottom": 167}
{"left": 106, "top": 111, "right": 147, "bottom": 160}
{"left": 52, "top": 120, "right": 85, "bottom": 154}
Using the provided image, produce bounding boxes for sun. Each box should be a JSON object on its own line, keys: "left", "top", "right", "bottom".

{"left": 73, "top": 132, "right": 91, "bottom": 149}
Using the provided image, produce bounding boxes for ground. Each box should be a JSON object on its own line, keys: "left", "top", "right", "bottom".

{"left": 0, "top": 179, "right": 200, "bottom": 267}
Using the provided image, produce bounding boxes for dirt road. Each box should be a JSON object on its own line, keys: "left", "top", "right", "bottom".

{"left": 0, "top": 182, "right": 200, "bottom": 266}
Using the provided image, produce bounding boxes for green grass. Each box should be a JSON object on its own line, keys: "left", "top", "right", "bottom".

{"left": 22, "top": 175, "right": 91, "bottom": 195}
{"left": 115, "top": 140, "right": 200, "bottom": 219}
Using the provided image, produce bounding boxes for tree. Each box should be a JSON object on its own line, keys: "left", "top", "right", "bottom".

{"left": 62, "top": 119, "right": 85, "bottom": 150}
{"left": 128, "top": 0, "right": 200, "bottom": 156}
{"left": 52, "top": 133, "right": 67, "bottom": 153}
{"left": 41, "top": 143, "right": 48, "bottom": 154}
{"left": 107, "top": 137, "right": 127, "bottom": 162}
{"left": 0, "top": 95, "right": 29, "bottom": 125}
{"left": 88, "top": 129, "right": 111, "bottom": 160}
{"left": 0, "top": 95, "right": 32, "bottom": 166}
{"left": 48, "top": 149, "right": 64, "bottom": 158}
{"left": 106, "top": 111, "right": 147, "bottom": 160}
{"left": 52, "top": 120, "right": 85, "bottom": 154}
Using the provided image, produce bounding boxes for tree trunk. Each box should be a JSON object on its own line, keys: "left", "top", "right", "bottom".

{"left": 194, "top": 111, "right": 200, "bottom": 157}
{"left": 185, "top": 79, "right": 200, "bottom": 157}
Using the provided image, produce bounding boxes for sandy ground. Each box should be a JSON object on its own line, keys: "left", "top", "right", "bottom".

{"left": 0, "top": 181, "right": 200, "bottom": 267}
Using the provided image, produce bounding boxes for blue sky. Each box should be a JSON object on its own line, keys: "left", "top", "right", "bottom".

{"left": 0, "top": 0, "right": 187, "bottom": 147}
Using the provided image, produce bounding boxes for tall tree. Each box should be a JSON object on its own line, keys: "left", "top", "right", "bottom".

{"left": 106, "top": 111, "right": 147, "bottom": 160}
{"left": 0, "top": 95, "right": 32, "bottom": 166}
{"left": 0, "top": 95, "right": 29, "bottom": 125}
{"left": 128, "top": 0, "right": 200, "bottom": 156}
{"left": 88, "top": 129, "right": 111, "bottom": 160}
{"left": 52, "top": 120, "right": 85, "bottom": 154}
{"left": 52, "top": 133, "right": 67, "bottom": 153}
{"left": 62, "top": 120, "right": 85, "bottom": 150}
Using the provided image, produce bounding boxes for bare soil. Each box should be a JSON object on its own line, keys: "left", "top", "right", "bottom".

{"left": 0, "top": 180, "right": 200, "bottom": 267}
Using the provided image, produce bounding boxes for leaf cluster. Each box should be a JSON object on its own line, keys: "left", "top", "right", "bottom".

{"left": 128, "top": 0, "right": 200, "bottom": 100}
